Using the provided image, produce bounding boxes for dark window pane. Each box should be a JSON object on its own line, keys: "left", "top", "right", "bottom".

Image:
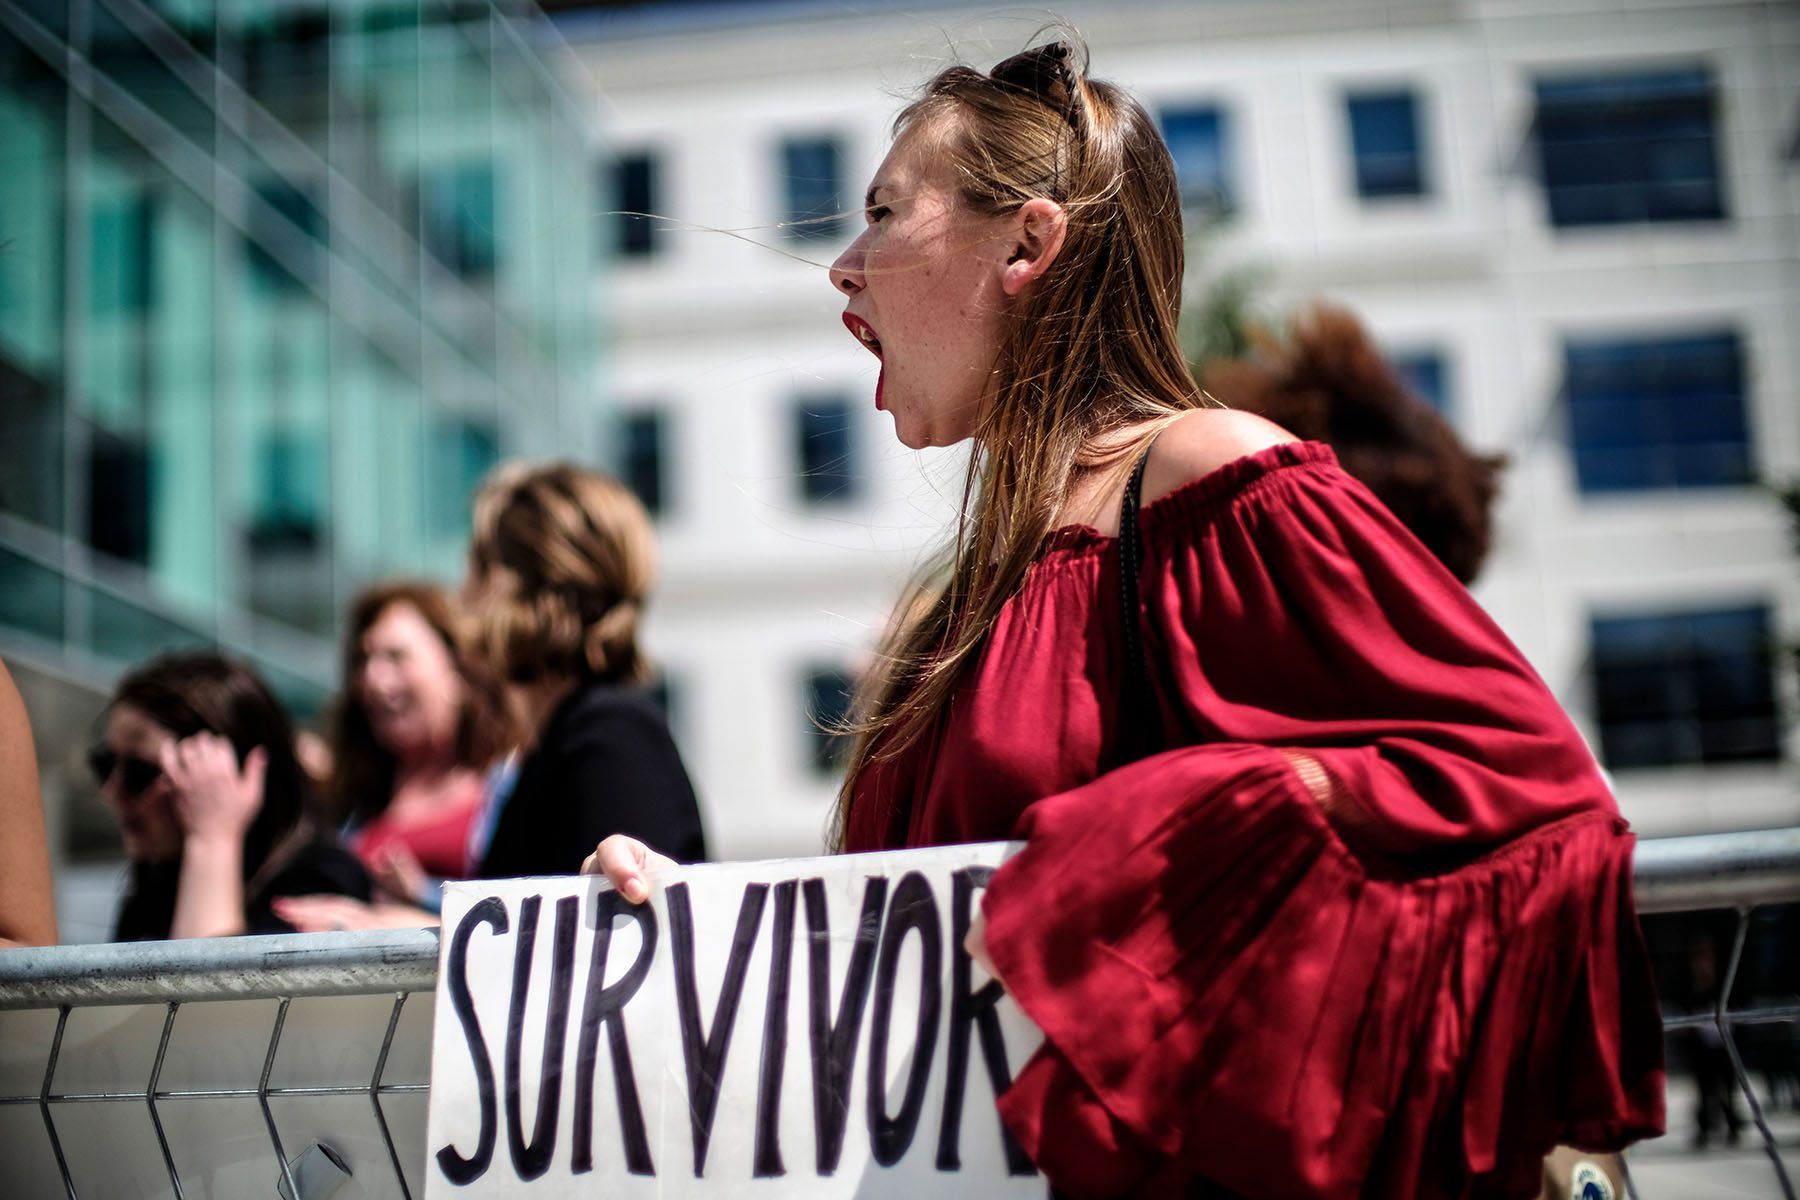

{"left": 86, "top": 428, "right": 153, "bottom": 564}
{"left": 418, "top": 160, "right": 498, "bottom": 278}
{"left": 89, "top": 193, "right": 156, "bottom": 314}
{"left": 794, "top": 397, "right": 858, "bottom": 504}
{"left": 1347, "top": 90, "right": 1425, "bottom": 198}
{"left": 247, "top": 428, "right": 325, "bottom": 552}
{"left": 1391, "top": 350, "right": 1449, "bottom": 414}
{"left": 804, "top": 665, "right": 856, "bottom": 775}
{"left": 610, "top": 150, "right": 658, "bottom": 258}
{"left": 1565, "top": 330, "right": 1750, "bottom": 494}
{"left": 782, "top": 136, "right": 844, "bottom": 241}
{"left": 1161, "top": 106, "right": 1234, "bottom": 216}
{"left": 246, "top": 177, "right": 324, "bottom": 295}
{"left": 1535, "top": 68, "right": 1724, "bottom": 227}
{"left": 618, "top": 409, "right": 666, "bottom": 516}
{"left": 0, "top": 349, "right": 63, "bottom": 530}
{"left": 1590, "top": 605, "right": 1780, "bottom": 770}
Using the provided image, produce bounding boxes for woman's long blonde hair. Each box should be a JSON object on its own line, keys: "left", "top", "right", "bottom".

{"left": 833, "top": 41, "right": 1204, "bottom": 847}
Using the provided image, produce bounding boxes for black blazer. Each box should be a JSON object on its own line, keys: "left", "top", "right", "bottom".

{"left": 478, "top": 678, "right": 707, "bottom": 878}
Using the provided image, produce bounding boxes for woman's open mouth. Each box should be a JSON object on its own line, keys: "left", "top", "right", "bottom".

{"left": 843, "top": 313, "right": 886, "bottom": 410}
{"left": 843, "top": 312, "right": 883, "bottom": 358}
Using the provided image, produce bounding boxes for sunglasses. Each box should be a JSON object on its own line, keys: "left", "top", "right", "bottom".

{"left": 87, "top": 745, "right": 164, "bottom": 796}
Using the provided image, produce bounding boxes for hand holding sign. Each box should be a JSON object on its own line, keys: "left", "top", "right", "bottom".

{"left": 579, "top": 834, "right": 677, "bottom": 904}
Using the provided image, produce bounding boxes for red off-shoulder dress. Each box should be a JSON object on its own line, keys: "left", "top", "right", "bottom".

{"left": 844, "top": 443, "right": 1664, "bottom": 1199}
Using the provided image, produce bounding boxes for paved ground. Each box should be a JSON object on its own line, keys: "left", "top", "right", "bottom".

{"left": 1626, "top": 1076, "right": 1798, "bottom": 1198}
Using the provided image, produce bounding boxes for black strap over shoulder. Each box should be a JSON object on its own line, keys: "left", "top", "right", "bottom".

{"left": 1116, "top": 446, "right": 1156, "bottom": 759}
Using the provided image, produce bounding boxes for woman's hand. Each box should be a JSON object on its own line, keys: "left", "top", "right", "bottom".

{"left": 272, "top": 895, "right": 438, "bottom": 932}
{"left": 964, "top": 905, "right": 1006, "bottom": 992}
{"left": 371, "top": 843, "right": 429, "bottom": 905}
{"left": 580, "top": 834, "right": 677, "bottom": 904}
{"left": 161, "top": 734, "right": 265, "bottom": 849}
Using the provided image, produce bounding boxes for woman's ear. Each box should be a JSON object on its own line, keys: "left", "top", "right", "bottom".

{"left": 1000, "top": 197, "right": 1068, "bottom": 297}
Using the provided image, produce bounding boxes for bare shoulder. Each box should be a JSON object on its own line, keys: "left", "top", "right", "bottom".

{"left": 1140, "top": 407, "right": 1298, "bottom": 507}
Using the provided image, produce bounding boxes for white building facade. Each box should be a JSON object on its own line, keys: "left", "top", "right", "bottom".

{"left": 555, "top": 0, "right": 1800, "bottom": 860}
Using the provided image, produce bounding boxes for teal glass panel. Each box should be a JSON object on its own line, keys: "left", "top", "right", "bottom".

{"left": 86, "top": 585, "right": 211, "bottom": 665}
{"left": 231, "top": 288, "right": 334, "bottom": 634}
{"left": 0, "top": 545, "right": 65, "bottom": 642}
{"left": 427, "top": 412, "right": 499, "bottom": 540}
{"left": 248, "top": 653, "right": 330, "bottom": 723}
{"left": 0, "top": 25, "right": 66, "bottom": 531}
{"left": 81, "top": 106, "right": 218, "bottom": 616}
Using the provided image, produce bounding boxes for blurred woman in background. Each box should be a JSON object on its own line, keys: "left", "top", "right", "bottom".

{"left": 95, "top": 652, "right": 369, "bottom": 940}
{"left": 465, "top": 461, "right": 706, "bottom": 876}
{"left": 280, "top": 462, "right": 703, "bottom": 933}
{"left": 329, "top": 581, "right": 513, "bottom": 905}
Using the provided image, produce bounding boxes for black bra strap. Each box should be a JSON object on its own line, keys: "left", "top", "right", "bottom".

{"left": 1117, "top": 447, "right": 1154, "bottom": 755}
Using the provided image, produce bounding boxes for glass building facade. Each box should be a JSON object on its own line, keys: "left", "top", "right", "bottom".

{"left": 0, "top": 0, "right": 598, "bottom": 719}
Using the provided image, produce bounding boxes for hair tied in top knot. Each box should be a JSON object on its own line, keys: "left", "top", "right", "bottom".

{"left": 990, "top": 41, "right": 1082, "bottom": 123}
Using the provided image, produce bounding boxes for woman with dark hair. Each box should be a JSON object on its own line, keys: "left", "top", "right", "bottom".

{"left": 589, "top": 38, "right": 1662, "bottom": 1198}
{"left": 94, "top": 652, "right": 369, "bottom": 940}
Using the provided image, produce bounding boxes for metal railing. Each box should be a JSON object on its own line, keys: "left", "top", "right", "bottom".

{"left": 0, "top": 830, "right": 1795, "bottom": 1199}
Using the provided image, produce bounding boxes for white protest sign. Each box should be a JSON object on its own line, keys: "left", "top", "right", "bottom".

{"left": 425, "top": 843, "right": 1047, "bottom": 1197}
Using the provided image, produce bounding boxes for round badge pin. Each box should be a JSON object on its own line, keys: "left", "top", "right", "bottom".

{"left": 1570, "top": 1160, "right": 1615, "bottom": 1200}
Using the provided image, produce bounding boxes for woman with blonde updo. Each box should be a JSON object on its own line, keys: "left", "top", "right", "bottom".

{"left": 466, "top": 461, "right": 705, "bottom": 877}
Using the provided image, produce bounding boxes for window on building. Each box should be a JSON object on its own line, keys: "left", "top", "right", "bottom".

{"left": 86, "top": 428, "right": 152, "bottom": 564}
{"left": 781, "top": 136, "right": 846, "bottom": 241}
{"left": 246, "top": 178, "right": 324, "bottom": 295}
{"left": 428, "top": 416, "right": 499, "bottom": 537}
{"left": 418, "top": 160, "right": 499, "bottom": 278}
{"left": 617, "top": 408, "right": 667, "bottom": 517}
{"left": 89, "top": 193, "right": 156, "bottom": 314}
{"left": 247, "top": 427, "right": 325, "bottom": 553}
{"left": 1390, "top": 349, "right": 1450, "bottom": 415}
{"left": 1565, "top": 330, "right": 1750, "bottom": 493}
{"left": 1590, "top": 605, "right": 1780, "bottom": 770}
{"left": 1160, "top": 105, "right": 1234, "bottom": 216}
{"left": 794, "top": 396, "right": 859, "bottom": 503}
{"left": 803, "top": 665, "right": 856, "bottom": 776}
{"left": 1346, "top": 90, "right": 1426, "bottom": 199}
{"left": 609, "top": 149, "right": 659, "bottom": 259}
{"left": 1534, "top": 67, "right": 1724, "bottom": 227}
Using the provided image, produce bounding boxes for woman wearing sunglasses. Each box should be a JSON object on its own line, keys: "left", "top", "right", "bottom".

{"left": 93, "top": 652, "right": 370, "bottom": 941}
{"left": 587, "top": 38, "right": 1664, "bottom": 1197}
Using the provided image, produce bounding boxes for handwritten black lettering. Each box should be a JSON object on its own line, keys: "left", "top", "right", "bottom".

{"left": 937, "top": 867, "right": 1034, "bottom": 1175}
{"left": 669, "top": 880, "right": 768, "bottom": 1177}
{"left": 436, "top": 896, "right": 507, "bottom": 1185}
{"left": 867, "top": 871, "right": 942, "bottom": 1167}
{"left": 503, "top": 895, "right": 578, "bottom": 1179}
{"left": 805, "top": 875, "right": 887, "bottom": 1175}
{"left": 572, "top": 890, "right": 659, "bottom": 1177}
{"left": 754, "top": 879, "right": 798, "bottom": 1177}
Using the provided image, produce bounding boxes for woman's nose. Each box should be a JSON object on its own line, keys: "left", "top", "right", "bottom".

{"left": 829, "top": 235, "right": 867, "bottom": 295}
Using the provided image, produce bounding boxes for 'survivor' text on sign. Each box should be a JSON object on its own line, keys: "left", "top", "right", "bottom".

{"left": 425, "top": 843, "right": 1045, "bottom": 1197}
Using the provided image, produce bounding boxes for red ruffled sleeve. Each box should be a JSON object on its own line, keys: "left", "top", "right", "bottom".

{"left": 982, "top": 444, "right": 1665, "bottom": 1199}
